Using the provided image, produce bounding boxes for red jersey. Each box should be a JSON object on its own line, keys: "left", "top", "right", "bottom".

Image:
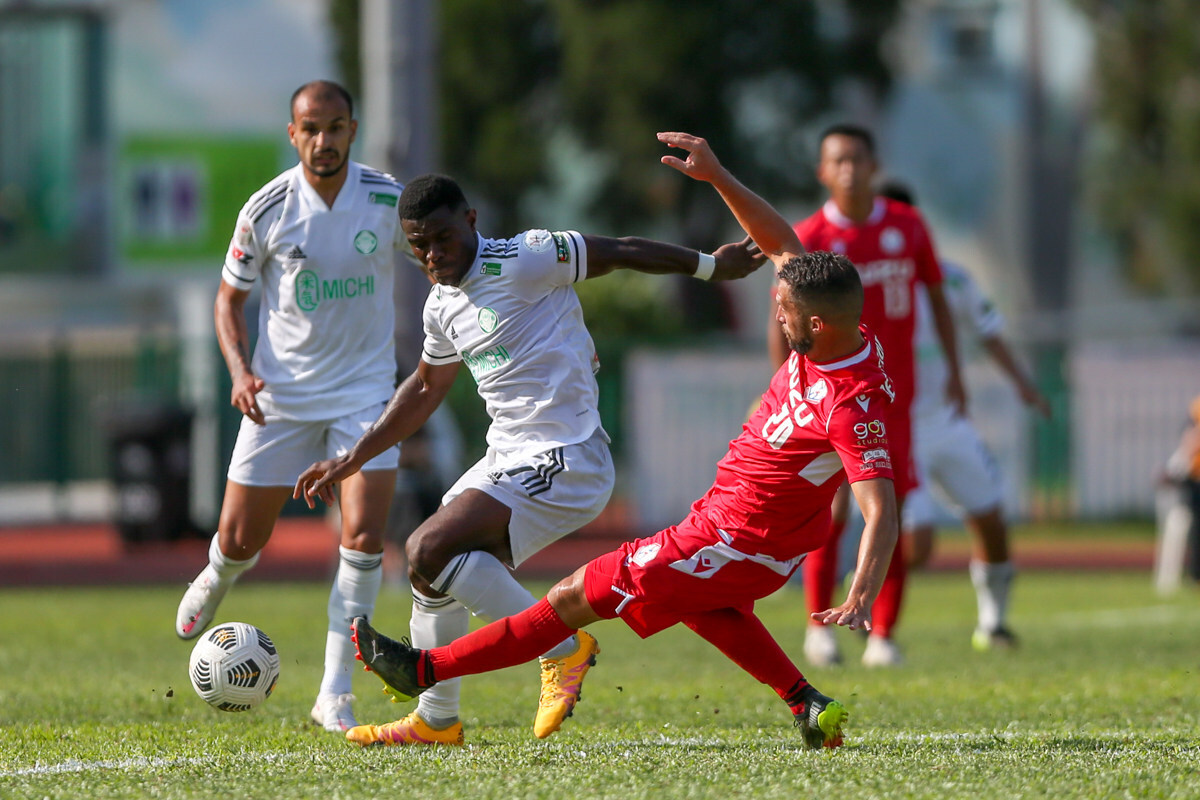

{"left": 793, "top": 198, "right": 942, "bottom": 411}
{"left": 692, "top": 329, "right": 896, "bottom": 561}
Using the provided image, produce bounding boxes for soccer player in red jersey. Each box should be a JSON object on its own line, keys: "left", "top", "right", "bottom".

{"left": 777, "top": 124, "right": 966, "bottom": 668}
{"left": 343, "top": 132, "right": 899, "bottom": 749}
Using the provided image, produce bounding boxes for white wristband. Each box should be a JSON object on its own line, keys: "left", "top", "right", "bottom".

{"left": 694, "top": 252, "right": 716, "bottom": 280}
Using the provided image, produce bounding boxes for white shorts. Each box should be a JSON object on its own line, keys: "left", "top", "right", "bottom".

{"left": 227, "top": 401, "right": 399, "bottom": 487}
{"left": 903, "top": 415, "right": 1003, "bottom": 530}
{"left": 442, "top": 428, "right": 614, "bottom": 567}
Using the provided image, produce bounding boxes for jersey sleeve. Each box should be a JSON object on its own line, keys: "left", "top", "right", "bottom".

{"left": 419, "top": 293, "right": 461, "bottom": 367}
{"left": 505, "top": 230, "right": 589, "bottom": 301}
{"left": 826, "top": 389, "right": 895, "bottom": 485}
{"left": 221, "top": 209, "right": 261, "bottom": 290}
{"left": 953, "top": 268, "right": 1005, "bottom": 340}
{"left": 910, "top": 213, "right": 943, "bottom": 288}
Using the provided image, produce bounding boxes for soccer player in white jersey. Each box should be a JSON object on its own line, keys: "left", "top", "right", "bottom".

{"left": 294, "top": 174, "right": 766, "bottom": 746}
{"left": 174, "top": 81, "right": 408, "bottom": 733}
{"left": 880, "top": 181, "right": 1049, "bottom": 651}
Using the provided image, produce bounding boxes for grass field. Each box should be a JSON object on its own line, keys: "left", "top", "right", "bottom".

{"left": 1, "top": 564, "right": 1198, "bottom": 799}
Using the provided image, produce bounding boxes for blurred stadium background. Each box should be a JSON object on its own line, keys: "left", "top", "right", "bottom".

{"left": 1, "top": 1, "right": 1198, "bottom": 564}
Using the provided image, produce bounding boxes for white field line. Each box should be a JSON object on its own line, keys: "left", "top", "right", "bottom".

{"left": 7, "top": 728, "right": 1196, "bottom": 778}
{"left": 1, "top": 750, "right": 295, "bottom": 778}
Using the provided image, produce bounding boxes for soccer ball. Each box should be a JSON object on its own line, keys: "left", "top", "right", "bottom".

{"left": 188, "top": 622, "right": 280, "bottom": 712}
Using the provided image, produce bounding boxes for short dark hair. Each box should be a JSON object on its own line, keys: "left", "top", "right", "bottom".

{"left": 818, "top": 123, "right": 875, "bottom": 157}
{"left": 777, "top": 250, "right": 864, "bottom": 324}
{"left": 878, "top": 180, "right": 916, "bottom": 207}
{"left": 290, "top": 80, "right": 354, "bottom": 119}
{"left": 398, "top": 174, "right": 469, "bottom": 221}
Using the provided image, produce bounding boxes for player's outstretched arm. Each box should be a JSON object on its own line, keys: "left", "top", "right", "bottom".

{"left": 810, "top": 477, "right": 898, "bottom": 631}
{"left": 581, "top": 234, "right": 765, "bottom": 282}
{"left": 982, "top": 336, "right": 1051, "bottom": 417}
{"left": 293, "top": 359, "right": 459, "bottom": 507}
{"left": 657, "top": 131, "right": 803, "bottom": 266}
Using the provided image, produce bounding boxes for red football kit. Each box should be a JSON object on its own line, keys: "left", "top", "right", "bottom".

{"left": 794, "top": 196, "right": 944, "bottom": 638}
{"left": 584, "top": 330, "right": 895, "bottom": 638}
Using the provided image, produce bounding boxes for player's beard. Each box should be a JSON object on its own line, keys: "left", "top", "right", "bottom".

{"left": 308, "top": 148, "right": 347, "bottom": 178}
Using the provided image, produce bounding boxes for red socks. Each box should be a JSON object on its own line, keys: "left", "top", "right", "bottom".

{"left": 681, "top": 607, "right": 806, "bottom": 703}
{"left": 427, "top": 597, "right": 575, "bottom": 683}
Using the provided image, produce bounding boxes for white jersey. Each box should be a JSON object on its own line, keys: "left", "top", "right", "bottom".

{"left": 912, "top": 261, "right": 1004, "bottom": 428}
{"left": 221, "top": 161, "right": 406, "bottom": 421}
{"left": 421, "top": 229, "right": 605, "bottom": 454}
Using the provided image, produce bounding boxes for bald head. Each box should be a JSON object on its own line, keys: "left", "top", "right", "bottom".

{"left": 290, "top": 80, "right": 353, "bottom": 121}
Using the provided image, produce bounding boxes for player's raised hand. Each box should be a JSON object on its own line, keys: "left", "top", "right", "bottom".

{"left": 657, "top": 131, "right": 725, "bottom": 183}
{"left": 711, "top": 236, "right": 768, "bottom": 281}
{"left": 294, "top": 456, "right": 356, "bottom": 508}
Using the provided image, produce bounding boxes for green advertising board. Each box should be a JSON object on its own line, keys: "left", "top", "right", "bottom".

{"left": 119, "top": 137, "right": 285, "bottom": 270}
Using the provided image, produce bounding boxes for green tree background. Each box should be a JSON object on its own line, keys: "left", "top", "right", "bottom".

{"left": 1074, "top": 0, "right": 1200, "bottom": 293}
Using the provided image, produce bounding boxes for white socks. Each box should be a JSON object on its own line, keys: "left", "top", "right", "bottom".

{"left": 319, "top": 546, "right": 382, "bottom": 698}
{"left": 412, "top": 551, "right": 576, "bottom": 726}
{"left": 434, "top": 551, "right": 576, "bottom": 659}
{"left": 208, "top": 532, "right": 259, "bottom": 579}
{"left": 410, "top": 589, "right": 470, "bottom": 726}
{"left": 969, "top": 559, "right": 1014, "bottom": 632}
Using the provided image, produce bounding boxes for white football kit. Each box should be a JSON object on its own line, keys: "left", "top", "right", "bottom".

{"left": 422, "top": 230, "right": 614, "bottom": 566}
{"left": 904, "top": 262, "right": 1004, "bottom": 528}
{"left": 221, "top": 161, "right": 406, "bottom": 484}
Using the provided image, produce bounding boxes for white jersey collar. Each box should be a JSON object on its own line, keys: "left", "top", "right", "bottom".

{"left": 295, "top": 160, "right": 360, "bottom": 212}
{"left": 822, "top": 197, "right": 886, "bottom": 229}
{"left": 810, "top": 337, "right": 872, "bottom": 372}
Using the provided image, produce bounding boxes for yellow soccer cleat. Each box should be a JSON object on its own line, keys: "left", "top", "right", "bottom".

{"left": 533, "top": 631, "right": 599, "bottom": 739}
{"left": 345, "top": 711, "right": 464, "bottom": 747}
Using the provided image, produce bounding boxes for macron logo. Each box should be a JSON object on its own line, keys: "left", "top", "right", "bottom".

{"left": 856, "top": 395, "right": 870, "bottom": 413}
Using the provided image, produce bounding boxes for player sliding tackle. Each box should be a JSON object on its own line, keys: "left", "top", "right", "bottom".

{"left": 341, "top": 132, "right": 900, "bottom": 749}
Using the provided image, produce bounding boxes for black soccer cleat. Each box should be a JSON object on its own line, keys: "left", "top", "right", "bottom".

{"left": 350, "top": 616, "right": 432, "bottom": 703}
{"left": 793, "top": 685, "right": 848, "bottom": 749}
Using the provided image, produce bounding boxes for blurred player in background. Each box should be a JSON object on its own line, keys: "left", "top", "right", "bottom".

{"left": 346, "top": 131, "right": 899, "bottom": 750}
{"left": 294, "top": 172, "right": 765, "bottom": 747}
{"left": 879, "top": 180, "right": 1049, "bottom": 651}
{"left": 174, "top": 81, "right": 407, "bottom": 734}
{"left": 773, "top": 124, "right": 965, "bottom": 668}
{"left": 1160, "top": 395, "right": 1200, "bottom": 586}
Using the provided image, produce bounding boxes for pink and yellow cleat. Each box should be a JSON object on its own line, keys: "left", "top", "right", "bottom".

{"left": 533, "top": 631, "right": 600, "bottom": 739}
{"left": 345, "top": 711, "right": 464, "bottom": 747}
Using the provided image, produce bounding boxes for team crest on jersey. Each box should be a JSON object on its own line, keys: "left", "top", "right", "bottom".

{"left": 354, "top": 230, "right": 378, "bottom": 254}
{"left": 805, "top": 379, "right": 828, "bottom": 403}
{"left": 524, "top": 229, "right": 554, "bottom": 253}
{"left": 477, "top": 307, "right": 499, "bottom": 333}
{"left": 628, "top": 543, "right": 661, "bottom": 567}
{"left": 879, "top": 227, "right": 905, "bottom": 255}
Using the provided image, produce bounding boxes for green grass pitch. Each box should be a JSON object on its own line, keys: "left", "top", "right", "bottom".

{"left": 1, "top": 568, "right": 1197, "bottom": 799}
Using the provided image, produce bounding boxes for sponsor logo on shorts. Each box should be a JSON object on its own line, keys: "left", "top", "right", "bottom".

{"left": 628, "top": 543, "right": 661, "bottom": 567}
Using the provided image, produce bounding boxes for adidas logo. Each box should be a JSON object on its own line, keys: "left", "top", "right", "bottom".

{"left": 284, "top": 245, "right": 307, "bottom": 260}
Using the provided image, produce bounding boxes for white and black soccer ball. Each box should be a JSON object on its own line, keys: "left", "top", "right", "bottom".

{"left": 188, "top": 622, "right": 280, "bottom": 712}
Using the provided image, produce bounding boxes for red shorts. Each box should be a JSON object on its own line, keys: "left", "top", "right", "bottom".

{"left": 583, "top": 514, "right": 800, "bottom": 638}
